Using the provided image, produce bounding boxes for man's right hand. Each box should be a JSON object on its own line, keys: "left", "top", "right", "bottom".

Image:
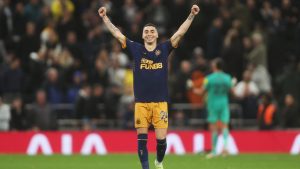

{"left": 98, "top": 7, "right": 106, "bottom": 18}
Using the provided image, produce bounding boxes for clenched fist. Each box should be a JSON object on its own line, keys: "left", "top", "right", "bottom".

{"left": 98, "top": 7, "right": 106, "bottom": 18}
{"left": 191, "top": 5, "right": 200, "bottom": 15}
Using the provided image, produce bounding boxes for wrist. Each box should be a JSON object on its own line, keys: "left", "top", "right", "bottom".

{"left": 188, "top": 13, "right": 195, "bottom": 20}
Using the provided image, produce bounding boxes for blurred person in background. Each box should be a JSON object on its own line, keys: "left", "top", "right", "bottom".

{"left": 0, "top": 96, "right": 10, "bottom": 131}
{"left": 90, "top": 84, "right": 105, "bottom": 120}
{"left": 207, "top": 17, "right": 223, "bottom": 60}
{"left": 247, "top": 63, "right": 271, "bottom": 94}
{"left": 234, "top": 70, "right": 259, "bottom": 119}
{"left": 246, "top": 32, "right": 267, "bottom": 69}
{"left": 257, "top": 93, "right": 278, "bottom": 130}
{"left": 98, "top": 4, "right": 199, "bottom": 169}
{"left": 17, "top": 21, "right": 40, "bottom": 69}
{"left": 281, "top": 94, "right": 299, "bottom": 128}
{"left": 2, "top": 57, "right": 23, "bottom": 102}
{"left": 28, "top": 89, "right": 56, "bottom": 131}
{"left": 194, "top": 58, "right": 233, "bottom": 158}
{"left": 222, "top": 28, "right": 244, "bottom": 80}
{"left": 9, "top": 96, "right": 28, "bottom": 130}
{"left": 74, "top": 83, "right": 93, "bottom": 130}
{"left": 89, "top": 51, "right": 110, "bottom": 88}
{"left": 51, "top": 0, "right": 74, "bottom": 21}
{"left": 24, "top": 0, "right": 42, "bottom": 22}
{"left": 43, "top": 67, "right": 64, "bottom": 104}
{"left": 110, "top": 40, "right": 129, "bottom": 67}
{"left": 171, "top": 60, "right": 191, "bottom": 103}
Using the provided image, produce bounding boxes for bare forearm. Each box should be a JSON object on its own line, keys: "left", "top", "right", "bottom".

{"left": 171, "top": 13, "right": 195, "bottom": 47}
{"left": 102, "top": 16, "right": 125, "bottom": 46}
{"left": 179, "top": 14, "right": 195, "bottom": 36}
{"left": 103, "top": 16, "right": 121, "bottom": 37}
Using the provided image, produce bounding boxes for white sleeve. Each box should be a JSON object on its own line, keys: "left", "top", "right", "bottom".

{"left": 249, "top": 82, "right": 259, "bottom": 96}
{"left": 234, "top": 82, "right": 244, "bottom": 98}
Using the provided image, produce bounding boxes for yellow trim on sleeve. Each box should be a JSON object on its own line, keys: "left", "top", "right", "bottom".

{"left": 121, "top": 38, "right": 127, "bottom": 49}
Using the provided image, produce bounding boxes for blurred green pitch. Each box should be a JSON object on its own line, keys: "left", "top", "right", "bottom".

{"left": 0, "top": 154, "right": 299, "bottom": 169}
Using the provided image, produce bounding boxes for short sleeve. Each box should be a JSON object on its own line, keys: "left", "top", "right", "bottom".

{"left": 123, "top": 38, "right": 142, "bottom": 60}
{"left": 123, "top": 38, "right": 136, "bottom": 50}
{"left": 161, "top": 40, "right": 174, "bottom": 54}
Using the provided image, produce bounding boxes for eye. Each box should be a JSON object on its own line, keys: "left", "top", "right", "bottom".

{"left": 151, "top": 30, "right": 154, "bottom": 33}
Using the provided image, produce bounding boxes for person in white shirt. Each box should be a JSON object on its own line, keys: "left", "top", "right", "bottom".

{"left": 234, "top": 70, "right": 260, "bottom": 119}
{"left": 0, "top": 97, "right": 11, "bottom": 131}
{"left": 235, "top": 70, "right": 259, "bottom": 98}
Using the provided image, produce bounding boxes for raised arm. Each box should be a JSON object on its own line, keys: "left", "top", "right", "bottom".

{"left": 98, "top": 7, "right": 126, "bottom": 47}
{"left": 170, "top": 5, "right": 200, "bottom": 48}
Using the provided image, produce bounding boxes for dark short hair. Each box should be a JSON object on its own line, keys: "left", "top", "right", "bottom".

{"left": 212, "top": 58, "right": 224, "bottom": 70}
{"left": 143, "top": 23, "right": 157, "bottom": 29}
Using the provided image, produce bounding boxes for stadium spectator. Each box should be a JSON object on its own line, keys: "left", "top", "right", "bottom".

{"left": 89, "top": 51, "right": 110, "bottom": 88}
{"left": 9, "top": 97, "right": 28, "bottom": 130}
{"left": 122, "top": 0, "right": 138, "bottom": 26}
{"left": 281, "top": 94, "right": 299, "bottom": 128}
{"left": 43, "top": 68, "right": 64, "bottom": 104}
{"left": 144, "top": 0, "right": 170, "bottom": 34}
{"left": 13, "top": 2, "right": 27, "bottom": 38}
{"left": 18, "top": 22, "right": 40, "bottom": 71}
{"left": 24, "top": 0, "right": 42, "bottom": 22}
{"left": 51, "top": 0, "right": 74, "bottom": 21}
{"left": 234, "top": 70, "right": 259, "bottom": 119}
{"left": 0, "top": 96, "right": 10, "bottom": 131}
{"left": 247, "top": 63, "right": 271, "bottom": 94}
{"left": 207, "top": 17, "right": 223, "bottom": 60}
{"left": 110, "top": 40, "right": 129, "bottom": 67}
{"left": 2, "top": 57, "right": 23, "bottom": 101}
{"left": 0, "top": 0, "right": 13, "bottom": 45}
{"left": 257, "top": 93, "right": 278, "bottom": 130}
{"left": 28, "top": 89, "right": 56, "bottom": 130}
{"left": 90, "top": 84, "right": 105, "bottom": 120}
{"left": 222, "top": 28, "right": 244, "bottom": 80}
{"left": 74, "top": 84, "right": 93, "bottom": 130}
{"left": 246, "top": 32, "right": 268, "bottom": 68}
{"left": 66, "top": 71, "right": 84, "bottom": 105}
{"left": 171, "top": 60, "right": 191, "bottom": 103}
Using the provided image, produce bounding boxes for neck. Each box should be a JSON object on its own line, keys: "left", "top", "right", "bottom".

{"left": 144, "top": 42, "right": 157, "bottom": 51}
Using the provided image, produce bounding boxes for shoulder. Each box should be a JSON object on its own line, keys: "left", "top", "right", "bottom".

{"left": 224, "top": 73, "right": 231, "bottom": 80}
{"left": 124, "top": 38, "right": 143, "bottom": 49}
{"left": 158, "top": 40, "right": 173, "bottom": 50}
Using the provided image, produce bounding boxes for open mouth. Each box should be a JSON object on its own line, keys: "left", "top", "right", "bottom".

{"left": 146, "top": 36, "right": 154, "bottom": 41}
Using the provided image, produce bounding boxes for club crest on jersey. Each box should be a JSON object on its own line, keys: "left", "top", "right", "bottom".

{"left": 155, "top": 49, "right": 161, "bottom": 56}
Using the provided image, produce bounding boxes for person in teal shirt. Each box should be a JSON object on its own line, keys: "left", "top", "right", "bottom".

{"left": 195, "top": 58, "right": 233, "bottom": 158}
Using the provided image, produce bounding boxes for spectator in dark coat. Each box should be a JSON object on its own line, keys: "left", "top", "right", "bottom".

{"left": 207, "top": 17, "right": 223, "bottom": 60}
{"left": 10, "top": 97, "right": 28, "bottom": 130}
{"left": 281, "top": 94, "right": 299, "bottom": 128}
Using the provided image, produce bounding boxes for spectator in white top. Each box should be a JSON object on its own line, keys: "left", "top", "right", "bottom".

{"left": 0, "top": 96, "right": 10, "bottom": 131}
{"left": 235, "top": 70, "right": 259, "bottom": 98}
{"left": 235, "top": 70, "right": 260, "bottom": 119}
{"left": 248, "top": 63, "right": 271, "bottom": 93}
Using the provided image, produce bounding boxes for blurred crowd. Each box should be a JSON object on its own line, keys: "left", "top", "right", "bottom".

{"left": 0, "top": 0, "right": 299, "bottom": 131}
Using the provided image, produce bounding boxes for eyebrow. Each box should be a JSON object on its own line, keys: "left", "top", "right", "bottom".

{"left": 144, "top": 29, "right": 155, "bottom": 32}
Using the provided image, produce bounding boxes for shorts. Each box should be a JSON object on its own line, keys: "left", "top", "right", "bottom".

{"left": 134, "top": 102, "right": 168, "bottom": 129}
{"left": 207, "top": 104, "right": 230, "bottom": 124}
